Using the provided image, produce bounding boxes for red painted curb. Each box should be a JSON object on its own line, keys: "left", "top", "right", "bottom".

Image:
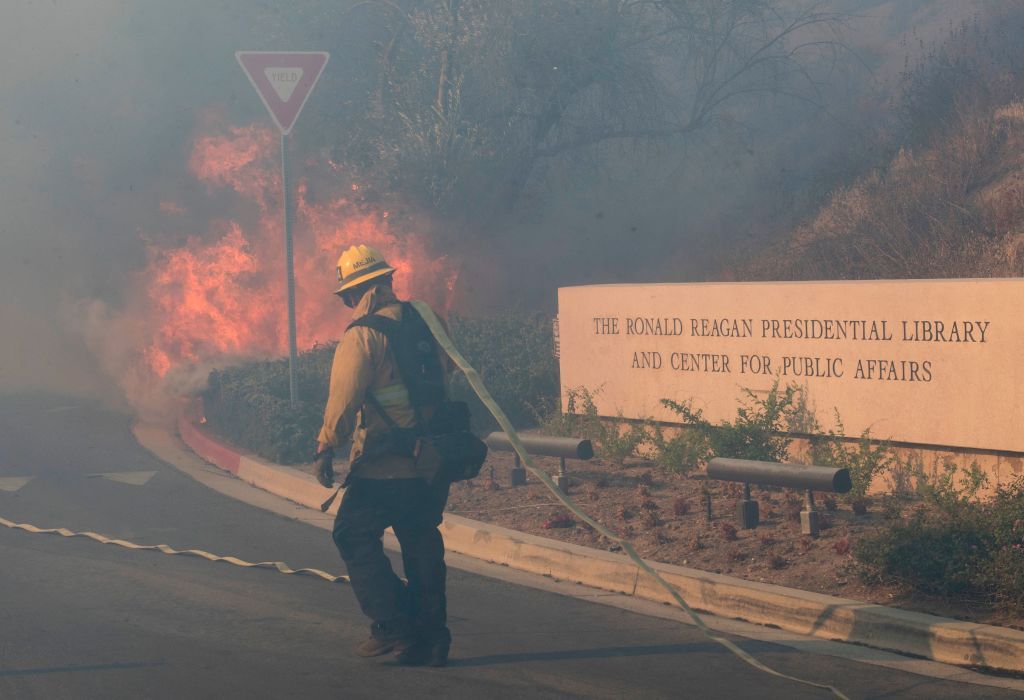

{"left": 177, "top": 410, "right": 242, "bottom": 475}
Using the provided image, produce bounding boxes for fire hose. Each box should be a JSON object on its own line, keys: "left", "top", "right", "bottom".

{"left": 409, "top": 301, "right": 850, "bottom": 700}
{"left": 0, "top": 515, "right": 349, "bottom": 583}
{"left": 0, "top": 303, "right": 848, "bottom": 697}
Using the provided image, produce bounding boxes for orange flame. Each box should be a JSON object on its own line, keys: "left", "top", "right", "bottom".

{"left": 137, "top": 121, "right": 457, "bottom": 379}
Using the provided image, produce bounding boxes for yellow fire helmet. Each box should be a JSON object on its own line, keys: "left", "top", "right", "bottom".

{"left": 335, "top": 244, "right": 397, "bottom": 295}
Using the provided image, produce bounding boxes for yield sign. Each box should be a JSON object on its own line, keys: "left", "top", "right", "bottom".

{"left": 236, "top": 52, "right": 329, "bottom": 134}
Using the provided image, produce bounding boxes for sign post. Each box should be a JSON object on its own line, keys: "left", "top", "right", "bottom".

{"left": 236, "top": 51, "right": 329, "bottom": 405}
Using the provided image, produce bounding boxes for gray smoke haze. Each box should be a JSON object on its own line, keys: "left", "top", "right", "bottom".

{"left": 0, "top": 0, "right": 980, "bottom": 404}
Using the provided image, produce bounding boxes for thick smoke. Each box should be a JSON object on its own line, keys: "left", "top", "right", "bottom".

{"left": 0, "top": 0, "right": 978, "bottom": 408}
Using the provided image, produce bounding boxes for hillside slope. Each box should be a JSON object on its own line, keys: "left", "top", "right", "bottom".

{"left": 745, "top": 6, "right": 1024, "bottom": 281}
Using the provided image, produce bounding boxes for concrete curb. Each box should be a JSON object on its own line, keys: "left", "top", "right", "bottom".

{"left": 177, "top": 411, "right": 1024, "bottom": 674}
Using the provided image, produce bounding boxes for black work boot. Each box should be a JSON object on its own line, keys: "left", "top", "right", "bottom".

{"left": 356, "top": 620, "right": 414, "bottom": 658}
{"left": 396, "top": 628, "right": 451, "bottom": 667}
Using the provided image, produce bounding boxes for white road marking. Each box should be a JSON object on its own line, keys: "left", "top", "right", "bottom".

{"left": 0, "top": 476, "right": 33, "bottom": 492}
{"left": 86, "top": 470, "right": 157, "bottom": 486}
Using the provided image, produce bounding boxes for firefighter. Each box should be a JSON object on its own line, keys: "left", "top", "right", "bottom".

{"left": 313, "top": 244, "right": 452, "bottom": 667}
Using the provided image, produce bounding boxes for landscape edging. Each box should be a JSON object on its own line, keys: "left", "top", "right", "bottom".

{"left": 176, "top": 411, "right": 1024, "bottom": 674}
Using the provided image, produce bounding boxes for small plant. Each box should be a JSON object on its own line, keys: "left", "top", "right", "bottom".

{"left": 639, "top": 499, "right": 660, "bottom": 511}
{"left": 542, "top": 514, "right": 575, "bottom": 529}
{"left": 649, "top": 423, "right": 710, "bottom": 474}
{"left": 768, "top": 553, "right": 789, "bottom": 570}
{"left": 823, "top": 495, "right": 838, "bottom": 512}
{"left": 809, "top": 414, "right": 897, "bottom": 505}
{"left": 600, "top": 417, "right": 653, "bottom": 466}
{"left": 851, "top": 498, "right": 869, "bottom": 516}
{"left": 720, "top": 522, "right": 738, "bottom": 541}
{"left": 759, "top": 532, "right": 777, "bottom": 547}
{"left": 636, "top": 484, "right": 650, "bottom": 497}
{"left": 672, "top": 498, "right": 689, "bottom": 517}
{"left": 641, "top": 511, "right": 662, "bottom": 529}
{"left": 654, "top": 529, "right": 673, "bottom": 545}
{"left": 881, "top": 495, "right": 902, "bottom": 521}
{"left": 690, "top": 532, "right": 706, "bottom": 551}
{"left": 617, "top": 505, "right": 635, "bottom": 521}
{"left": 833, "top": 537, "right": 851, "bottom": 556}
{"left": 728, "top": 546, "right": 746, "bottom": 562}
{"left": 662, "top": 380, "right": 800, "bottom": 464}
{"left": 540, "top": 387, "right": 651, "bottom": 466}
{"left": 914, "top": 457, "right": 990, "bottom": 509}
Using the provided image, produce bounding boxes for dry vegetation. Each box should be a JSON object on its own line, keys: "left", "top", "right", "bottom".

{"left": 745, "top": 7, "right": 1024, "bottom": 281}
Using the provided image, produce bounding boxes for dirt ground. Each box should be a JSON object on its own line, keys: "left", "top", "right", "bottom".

{"left": 446, "top": 449, "right": 1023, "bottom": 631}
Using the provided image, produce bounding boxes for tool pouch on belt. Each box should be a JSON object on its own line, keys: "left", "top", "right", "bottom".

{"left": 426, "top": 401, "right": 488, "bottom": 484}
{"left": 363, "top": 395, "right": 487, "bottom": 485}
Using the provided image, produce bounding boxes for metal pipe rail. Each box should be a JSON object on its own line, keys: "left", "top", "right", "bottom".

{"left": 484, "top": 433, "right": 593, "bottom": 491}
{"left": 485, "top": 433, "right": 594, "bottom": 460}
{"left": 707, "top": 458, "right": 851, "bottom": 493}
{"left": 706, "top": 457, "right": 852, "bottom": 537}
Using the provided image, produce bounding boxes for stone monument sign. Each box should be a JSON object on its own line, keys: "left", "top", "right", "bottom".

{"left": 558, "top": 279, "right": 1024, "bottom": 453}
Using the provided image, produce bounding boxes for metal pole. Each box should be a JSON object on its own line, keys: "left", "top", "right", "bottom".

{"left": 801, "top": 488, "right": 820, "bottom": 537}
{"left": 281, "top": 131, "right": 299, "bottom": 405}
{"left": 556, "top": 456, "right": 569, "bottom": 493}
{"left": 737, "top": 481, "right": 759, "bottom": 529}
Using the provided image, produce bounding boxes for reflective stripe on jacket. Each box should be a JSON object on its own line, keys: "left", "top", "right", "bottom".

{"left": 317, "top": 285, "right": 446, "bottom": 479}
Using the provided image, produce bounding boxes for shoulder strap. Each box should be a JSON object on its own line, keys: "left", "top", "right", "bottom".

{"left": 347, "top": 313, "right": 400, "bottom": 335}
{"left": 346, "top": 309, "right": 428, "bottom": 435}
{"left": 363, "top": 391, "right": 401, "bottom": 431}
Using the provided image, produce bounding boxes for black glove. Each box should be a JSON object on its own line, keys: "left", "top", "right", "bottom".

{"left": 313, "top": 446, "right": 335, "bottom": 488}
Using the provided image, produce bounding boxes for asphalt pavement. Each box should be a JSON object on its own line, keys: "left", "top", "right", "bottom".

{"left": 0, "top": 393, "right": 1018, "bottom": 699}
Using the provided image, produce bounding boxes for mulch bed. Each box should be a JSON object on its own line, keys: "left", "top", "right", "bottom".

{"left": 445, "top": 449, "right": 1023, "bottom": 631}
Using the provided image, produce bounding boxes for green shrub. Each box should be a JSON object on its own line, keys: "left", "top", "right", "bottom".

{"left": 808, "top": 413, "right": 897, "bottom": 503}
{"left": 661, "top": 380, "right": 799, "bottom": 464}
{"left": 539, "top": 386, "right": 650, "bottom": 466}
{"left": 598, "top": 415, "right": 651, "bottom": 467}
{"left": 913, "top": 457, "right": 990, "bottom": 507}
{"left": 649, "top": 423, "right": 709, "bottom": 474}
{"left": 203, "top": 343, "right": 335, "bottom": 464}
{"left": 202, "top": 312, "right": 560, "bottom": 464}
{"left": 448, "top": 311, "right": 559, "bottom": 432}
{"left": 855, "top": 475, "right": 1024, "bottom": 612}
{"left": 537, "top": 385, "right": 602, "bottom": 440}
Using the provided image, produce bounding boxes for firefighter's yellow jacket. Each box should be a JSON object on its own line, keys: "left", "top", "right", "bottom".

{"left": 317, "top": 285, "right": 447, "bottom": 480}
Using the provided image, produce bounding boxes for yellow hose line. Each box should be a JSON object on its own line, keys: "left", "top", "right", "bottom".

{"left": 0, "top": 515, "right": 350, "bottom": 584}
{"left": 412, "top": 301, "right": 850, "bottom": 700}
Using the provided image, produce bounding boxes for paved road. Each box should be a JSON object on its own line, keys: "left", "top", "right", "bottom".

{"left": 0, "top": 394, "right": 1017, "bottom": 699}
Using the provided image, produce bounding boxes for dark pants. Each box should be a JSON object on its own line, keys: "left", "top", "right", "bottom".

{"left": 333, "top": 477, "right": 450, "bottom": 641}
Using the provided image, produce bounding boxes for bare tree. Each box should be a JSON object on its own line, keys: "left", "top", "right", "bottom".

{"left": 325, "top": 0, "right": 848, "bottom": 242}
